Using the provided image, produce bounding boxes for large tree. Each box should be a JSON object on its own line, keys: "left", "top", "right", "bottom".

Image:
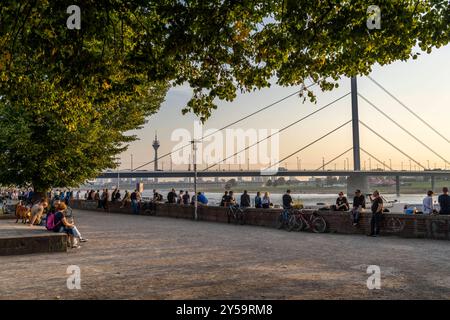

{"left": 0, "top": 1, "right": 168, "bottom": 191}
{"left": 0, "top": 1, "right": 448, "bottom": 191}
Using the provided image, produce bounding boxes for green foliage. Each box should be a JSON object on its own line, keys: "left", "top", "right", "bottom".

{"left": 0, "top": 1, "right": 448, "bottom": 190}
{"left": 0, "top": 1, "right": 168, "bottom": 190}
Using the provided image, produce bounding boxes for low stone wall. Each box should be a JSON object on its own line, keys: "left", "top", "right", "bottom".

{"left": 0, "top": 233, "right": 67, "bottom": 256}
{"left": 71, "top": 200, "right": 450, "bottom": 240}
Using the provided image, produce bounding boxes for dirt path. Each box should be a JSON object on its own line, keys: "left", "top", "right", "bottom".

{"left": 1, "top": 210, "right": 450, "bottom": 299}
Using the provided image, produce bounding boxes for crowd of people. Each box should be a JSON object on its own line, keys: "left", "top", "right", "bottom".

{"left": 2, "top": 185, "right": 450, "bottom": 241}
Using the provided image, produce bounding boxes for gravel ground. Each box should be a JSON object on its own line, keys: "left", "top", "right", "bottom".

{"left": 1, "top": 209, "right": 450, "bottom": 300}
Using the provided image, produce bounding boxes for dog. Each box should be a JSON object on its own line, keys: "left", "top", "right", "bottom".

{"left": 15, "top": 201, "right": 31, "bottom": 224}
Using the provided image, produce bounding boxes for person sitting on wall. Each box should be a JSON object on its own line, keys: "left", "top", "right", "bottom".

{"left": 220, "top": 191, "right": 229, "bottom": 207}
{"left": 120, "top": 190, "right": 131, "bottom": 208}
{"left": 331, "top": 192, "right": 349, "bottom": 211}
{"left": 438, "top": 187, "right": 450, "bottom": 215}
{"left": 182, "top": 191, "right": 190, "bottom": 205}
{"left": 240, "top": 190, "right": 251, "bottom": 208}
{"left": 167, "top": 188, "right": 177, "bottom": 204}
{"left": 262, "top": 192, "right": 271, "bottom": 208}
{"left": 352, "top": 189, "right": 366, "bottom": 226}
{"left": 254, "top": 191, "right": 262, "bottom": 208}
{"left": 196, "top": 192, "right": 208, "bottom": 206}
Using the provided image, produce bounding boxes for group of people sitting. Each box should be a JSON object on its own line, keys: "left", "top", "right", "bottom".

{"left": 165, "top": 189, "right": 209, "bottom": 206}
{"left": 219, "top": 190, "right": 275, "bottom": 208}
{"left": 23, "top": 198, "right": 87, "bottom": 249}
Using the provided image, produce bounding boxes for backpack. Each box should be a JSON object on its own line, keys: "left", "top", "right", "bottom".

{"left": 46, "top": 212, "right": 61, "bottom": 231}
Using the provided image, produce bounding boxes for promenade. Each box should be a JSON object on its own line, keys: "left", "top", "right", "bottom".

{"left": 1, "top": 209, "right": 450, "bottom": 299}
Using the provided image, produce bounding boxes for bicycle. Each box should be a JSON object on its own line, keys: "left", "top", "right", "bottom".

{"left": 227, "top": 205, "right": 246, "bottom": 225}
{"left": 287, "top": 209, "right": 327, "bottom": 233}
{"left": 277, "top": 208, "right": 293, "bottom": 230}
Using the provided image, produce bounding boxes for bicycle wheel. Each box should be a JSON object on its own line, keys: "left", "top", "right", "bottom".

{"left": 311, "top": 216, "right": 327, "bottom": 233}
{"left": 276, "top": 213, "right": 285, "bottom": 229}
{"left": 287, "top": 215, "right": 299, "bottom": 231}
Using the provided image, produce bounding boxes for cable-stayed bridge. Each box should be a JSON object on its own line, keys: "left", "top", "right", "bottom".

{"left": 98, "top": 76, "right": 450, "bottom": 195}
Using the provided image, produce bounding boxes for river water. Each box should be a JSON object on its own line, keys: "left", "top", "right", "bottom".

{"left": 106, "top": 190, "right": 429, "bottom": 207}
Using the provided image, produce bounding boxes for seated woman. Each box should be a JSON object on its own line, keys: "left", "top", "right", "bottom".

{"left": 52, "top": 202, "right": 85, "bottom": 248}
{"left": 262, "top": 192, "right": 271, "bottom": 208}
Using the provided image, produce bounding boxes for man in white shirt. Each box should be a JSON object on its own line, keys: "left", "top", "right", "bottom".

{"left": 422, "top": 190, "right": 434, "bottom": 214}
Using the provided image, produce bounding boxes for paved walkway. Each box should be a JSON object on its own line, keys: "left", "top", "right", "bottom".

{"left": 1, "top": 209, "right": 450, "bottom": 299}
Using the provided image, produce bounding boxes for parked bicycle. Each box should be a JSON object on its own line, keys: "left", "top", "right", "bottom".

{"left": 227, "top": 205, "right": 246, "bottom": 225}
{"left": 288, "top": 209, "right": 327, "bottom": 233}
{"left": 277, "top": 208, "right": 293, "bottom": 230}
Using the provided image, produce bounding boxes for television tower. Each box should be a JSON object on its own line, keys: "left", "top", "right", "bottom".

{"left": 152, "top": 131, "right": 160, "bottom": 171}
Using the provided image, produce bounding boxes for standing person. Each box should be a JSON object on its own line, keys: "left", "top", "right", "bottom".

{"left": 29, "top": 199, "right": 49, "bottom": 226}
{"left": 438, "top": 187, "right": 450, "bottom": 215}
{"left": 352, "top": 189, "right": 366, "bottom": 226}
{"left": 422, "top": 190, "right": 434, "bottom": 215}
{"left": 282, "top": 189, "right": 293, "bottom": 209}
{"left": 64, "top": 190, "right": 71, "bottom": 206}
{"left": 182, "top": 191, "right": 190, "bottom": 205}
{"left": 368, "top": 190, "right": 384, "bottom": 237}
{"left": 240, "top": 190, "right": 251, "bottom": 208}
{"left": 254, "top": 191, "right": 262, "bottom": 208}
{"left": 262, "top": 192, "right": 271, "bottom": 208}
{"left": 120, "top": 190, "right": 131, "bottom": 208}
{"left": 76, "top": 190, "right": 81, "bottom": 200}
{"left": 101, "top": 189, "right": 109, "bottom": 211}
{"left": 130, "top": 190, "right": 139, "bottom": 214}
{"left": 95, "top": 190, "right": 101, "bottom": 208}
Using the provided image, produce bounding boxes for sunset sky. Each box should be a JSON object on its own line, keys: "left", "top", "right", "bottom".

{"left": 118, "top": 45, "right": 450, "bottom": 172}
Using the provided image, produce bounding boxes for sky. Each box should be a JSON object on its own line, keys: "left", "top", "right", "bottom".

{"left": 118, "top": 45, "right": 450, "bottom": 172}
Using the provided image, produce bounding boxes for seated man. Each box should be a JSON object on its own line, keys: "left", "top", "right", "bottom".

{"left": 438, "top": 187, "right": 450, "bottom": 215}
{"left": 332, "top": 192, "right": 350, "bottom": 211}
{"left": 29, "top": 198, "right": 49, "bottom": 226}
{"left": 351, "top": 189, "right": 366, "bottom": 226}
{"left": 196, "top": 192, "right": 208, "bottom": 206}
{"left": 240, "top": 190, "right": 251, "bottom": 208}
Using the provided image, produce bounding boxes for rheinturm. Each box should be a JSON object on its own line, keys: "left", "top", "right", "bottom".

{"left": 152, "top": 131, "right": 160, "bottom": 172}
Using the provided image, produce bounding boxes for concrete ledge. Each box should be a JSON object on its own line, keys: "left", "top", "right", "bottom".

{"left": 0, "top": 220, "right": 67, "bottom": 256}
{"left": 71, "top": 200, "right": 450, "bottom": 240}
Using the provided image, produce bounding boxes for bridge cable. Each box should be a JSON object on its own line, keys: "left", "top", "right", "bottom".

{"left": 360, "top": 147, "right": 393, "bottom": 171}
{"left": 359, "top": 121, "right": 426, "bottom": 170}
{"left": 203, "top": 92, "right": 351, "bottom": 171}
{"left": 315, "top": 147, "right": 353, "bottom": 171}
{"left": 359, "top": 93, "right": 450, "bottom": 165}
{"left": 132, "top": 82, "right": 317, "bottom": 171}
{"left": 263, "top": 120, "right": 352, "bottom": 172}
{"left": 367, "top": 75, "right": 449, "bottom": 144}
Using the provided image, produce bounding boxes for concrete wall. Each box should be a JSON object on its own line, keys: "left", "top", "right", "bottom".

{"left": 0, "top": 234, "right": 67, "bottom": 256}
{"left": 71, "top": 200, "right": 450, "bottom": 240}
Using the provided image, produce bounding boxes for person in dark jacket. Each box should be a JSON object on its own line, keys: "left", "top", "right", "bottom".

{"left": 240, "top": 190, "right": 251, "bottom": 208}
{"left": 352, "top": 189, "right": 366, "bottom": 226}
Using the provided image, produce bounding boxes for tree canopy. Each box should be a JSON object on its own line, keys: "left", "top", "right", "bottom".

{"left": 0, "top": 0, "right": 448, "bottom": 190}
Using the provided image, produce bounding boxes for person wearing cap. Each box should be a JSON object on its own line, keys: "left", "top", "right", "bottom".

{"left": 352, "top": 189, "right": 366, "bottom": 226}
{"left": 422, "top": 190, "right": 434, "bottom": 215}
